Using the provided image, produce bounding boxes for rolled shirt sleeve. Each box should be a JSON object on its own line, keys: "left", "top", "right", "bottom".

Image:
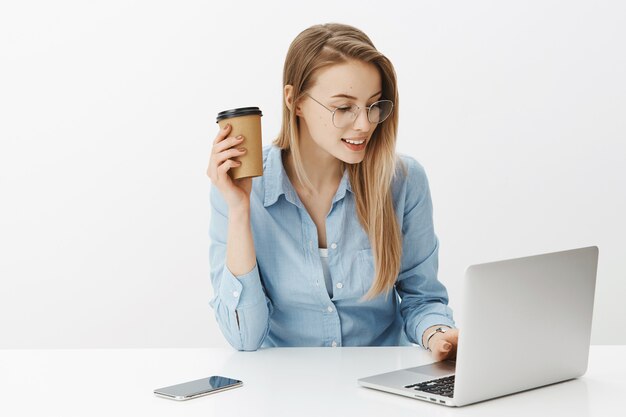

{"left": 209, "top": 185, "right": 272, "bottom": 351}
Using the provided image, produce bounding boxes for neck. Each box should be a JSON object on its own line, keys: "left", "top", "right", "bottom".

{"left": 282, "top": 138, "right": 343, "bottom": 195}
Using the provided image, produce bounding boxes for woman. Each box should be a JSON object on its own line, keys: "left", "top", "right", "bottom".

{"left": 207, "top": 23, "right": 458, "bottom": 361}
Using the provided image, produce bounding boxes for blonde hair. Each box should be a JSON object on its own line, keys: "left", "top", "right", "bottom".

{"left": 273, "top": 23, "right": 405, "bottom": 300}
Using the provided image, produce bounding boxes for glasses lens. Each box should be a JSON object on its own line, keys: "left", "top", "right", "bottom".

{"left": 332, "top": 101, "right": 394, "bottom": 128}
{"left": 368, "top": 101, "right": 393, "bottom": 124}
{"left": 332, "top": 105, "right": 359, "bottom": 128}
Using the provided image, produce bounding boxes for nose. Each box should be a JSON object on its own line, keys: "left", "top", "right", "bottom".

{"left": 352, "top": 107, "right": 371, "bottom": 131}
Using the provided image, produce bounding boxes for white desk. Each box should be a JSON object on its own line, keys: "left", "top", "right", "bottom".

{"left": 0, "top": 346, "right": 623, "bottom": 416}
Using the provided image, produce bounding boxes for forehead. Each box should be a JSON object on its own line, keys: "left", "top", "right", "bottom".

{"left": 311, "top": 60, "right": 381, "bottom": 99}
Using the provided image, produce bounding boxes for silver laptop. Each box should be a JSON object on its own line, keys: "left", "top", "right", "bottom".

{"left": 358, "top": 246, "right": 599, "bottom": 407}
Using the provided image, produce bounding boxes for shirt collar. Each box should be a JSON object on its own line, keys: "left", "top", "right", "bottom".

{"left": 263, "top": 145, "right": 353, "bottom": 208}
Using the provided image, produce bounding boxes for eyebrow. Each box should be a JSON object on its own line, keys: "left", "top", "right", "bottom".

{"left": 330, "top": 91, "right": 382, "bottom": 100}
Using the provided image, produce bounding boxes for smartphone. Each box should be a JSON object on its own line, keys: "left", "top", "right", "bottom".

{"left": 154, "top": 375, "right": 243, "bottom": 401}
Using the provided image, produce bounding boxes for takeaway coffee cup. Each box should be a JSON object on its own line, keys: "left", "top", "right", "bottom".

{"left": 216, "top": 107, "right": 263, "bottom": 180}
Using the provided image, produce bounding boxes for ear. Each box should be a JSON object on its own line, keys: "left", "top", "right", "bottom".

{"left": 284, "top": 84, "right": 303, "bottom": 116}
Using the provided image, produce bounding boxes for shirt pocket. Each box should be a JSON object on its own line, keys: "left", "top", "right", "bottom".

{"left": 346, "top": 248, "right": 376, "bottom": 296}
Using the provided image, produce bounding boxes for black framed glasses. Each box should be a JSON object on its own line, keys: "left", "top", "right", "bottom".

{"left": 304, "top": 93, "right": 393, "bottom": 129}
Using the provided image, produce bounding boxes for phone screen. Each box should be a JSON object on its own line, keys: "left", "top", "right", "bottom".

{"left": 154, "top": 376, "right": 242, "bottom": 400}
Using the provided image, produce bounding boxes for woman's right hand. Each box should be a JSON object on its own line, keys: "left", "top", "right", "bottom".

{"left": 207, "top": 123, "right": 252, "bottom": 212}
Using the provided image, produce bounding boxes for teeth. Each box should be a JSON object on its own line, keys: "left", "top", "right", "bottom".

{"left": 344, "top": 139, "right": 365, "bottom": 145}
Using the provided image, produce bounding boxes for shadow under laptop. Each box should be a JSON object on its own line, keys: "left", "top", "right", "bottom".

{"left": 460, "top": 377, "right": 589, "bottom": 413}
{"left": 356, "top": 377, "right": 590, "bottom": 416}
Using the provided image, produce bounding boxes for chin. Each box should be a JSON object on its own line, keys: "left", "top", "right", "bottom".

{"left": 339, "top": 152, "right": 366, "bottom": 165}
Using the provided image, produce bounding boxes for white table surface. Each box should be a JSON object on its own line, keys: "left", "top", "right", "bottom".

{"left": 1, "top": 346, "right": 623, "bottom": 416}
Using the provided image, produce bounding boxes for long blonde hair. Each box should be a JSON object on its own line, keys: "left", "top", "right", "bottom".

{"left": 273, "top": 23, "right": 405, "bottom": 300}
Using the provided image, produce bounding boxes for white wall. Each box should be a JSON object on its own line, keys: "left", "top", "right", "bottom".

{"left": 1, "top": 0, "right": 624, "bottom": 348}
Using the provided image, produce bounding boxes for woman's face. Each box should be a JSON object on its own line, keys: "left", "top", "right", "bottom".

{"left": 296, "top": 60, "right": 383, "bottom": 164}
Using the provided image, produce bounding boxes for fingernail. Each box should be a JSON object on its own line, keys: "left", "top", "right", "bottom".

{"left": 236, "top": 135, "right": 243, "bottom": 139}
{"left": 224, "top": 124, "right": 230, "bottom": 130}
{"left": 238, "top": 147, "right": 246, "bottom": 152}
{"left": 443, "top": 343, "right": 452, "bottom": 351}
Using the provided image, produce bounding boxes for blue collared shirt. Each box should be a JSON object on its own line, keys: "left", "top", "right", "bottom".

{"left": 209, "top": 144, "right": 455, "bottom": 351}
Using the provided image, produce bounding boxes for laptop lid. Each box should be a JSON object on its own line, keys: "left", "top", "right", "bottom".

{"left": 453, "top": 246, "right": 598, "bottom": 406}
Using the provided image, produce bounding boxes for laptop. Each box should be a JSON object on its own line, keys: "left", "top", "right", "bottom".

{"left": 358, "top": 246, "right": 599, "bottom": 407}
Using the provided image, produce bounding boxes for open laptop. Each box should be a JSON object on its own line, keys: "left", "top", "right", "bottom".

{"left": 358, "top": 246, "right": 599, "bottom": 407}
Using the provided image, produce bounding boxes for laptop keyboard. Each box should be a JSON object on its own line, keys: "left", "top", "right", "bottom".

{"left": 404, "top": 375, "right": 455, "bottom": 398}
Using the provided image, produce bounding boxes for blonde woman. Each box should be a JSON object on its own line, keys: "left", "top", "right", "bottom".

{"left": 207, "top": 23, "right": 458, "bottom": 361}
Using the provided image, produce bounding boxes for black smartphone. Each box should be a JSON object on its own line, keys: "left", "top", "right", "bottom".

{"left": 154, "top": 375, "right": 243, "bottom": 401}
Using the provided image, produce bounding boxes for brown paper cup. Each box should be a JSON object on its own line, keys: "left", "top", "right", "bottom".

{"left": 216, "top": 107, "right": 263, "bottom": 180}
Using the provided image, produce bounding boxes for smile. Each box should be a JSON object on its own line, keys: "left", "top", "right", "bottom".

{"left": 341, "top": 138, "right": 367, "bottom": 152}
{"left": 342, "top": 138, "right": 366, "bottom": 145}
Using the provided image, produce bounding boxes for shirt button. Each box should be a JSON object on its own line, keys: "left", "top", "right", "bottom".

{"left": 330, "top": 243, "right": 337, "bottom": 249}
{"left": 232, "top": 291, "right": 239, "bottom": 298}
{"left": 327, "top": 306, "right": 334, "bottom": 313}
{"left": 336, "top": 283, "right": 343, "bottom": 289}
{"left": 331, "top": 341, "right": 338, "bottom": 347}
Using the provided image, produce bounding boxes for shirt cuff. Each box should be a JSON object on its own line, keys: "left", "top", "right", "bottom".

{"left": 218, "top": 263, "right": 265, "bottom": 310}
{"left": 416, "top": 315, "right": 456, "bottom": 349}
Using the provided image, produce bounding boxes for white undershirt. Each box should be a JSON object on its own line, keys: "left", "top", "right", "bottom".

{"left": 318, "top": 248, "right": 333, "bottom": 298}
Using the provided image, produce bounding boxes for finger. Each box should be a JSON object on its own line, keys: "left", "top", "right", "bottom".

{"left": 430, "top": 339, "right": 453, "bottom": 361}
{"left": 215, "top": 147, "right": 247, "bottom": 164}
{"left": 436, "top": 348, "right": 456, "bottom": 362}
{"left": 213, "top": 123, "right": 232, "bottom": 145}
{"left": 208, "top": 124, "right": 233, "bottom": 179}
{"left": 213, "top": 134, "right": 245, "bottom": 155}
{"left": 216, "top": 159, "right": 241, "bottom": 182}
{"left": 209, "top": 144, "right": 245, "bottom": 180}
{"left": 432, "top": 348, "right": 447, "bottom": 362}
{"left": 434, "top": 338, "right": 452, "bottom": 354}
{"left": 211, "top": 148, "right": 246, "bottom": 180}
{"left": 440, "top": 337, "right": 458, "bottom": 361}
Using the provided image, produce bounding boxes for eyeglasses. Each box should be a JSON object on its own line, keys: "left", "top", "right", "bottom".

{"left": 304, "top": 93, "right": 393, "bottom": 129}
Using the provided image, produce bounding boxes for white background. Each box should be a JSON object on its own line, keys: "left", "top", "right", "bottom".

{"left": 1, "top": 0, "right": 624, "bottom": 348}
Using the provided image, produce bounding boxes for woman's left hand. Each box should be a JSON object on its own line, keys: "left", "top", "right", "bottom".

{"left": 425, "top": 327, "right": 459, "bottom": 362}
